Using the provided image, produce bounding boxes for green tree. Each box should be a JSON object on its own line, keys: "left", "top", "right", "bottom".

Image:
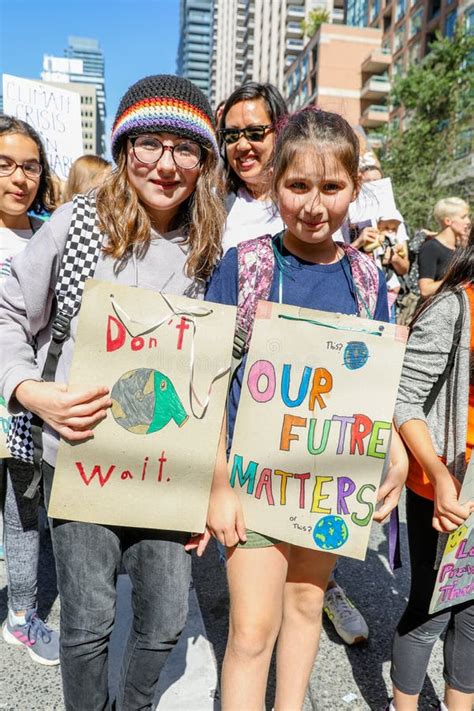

{"left": 380, "top": 24, "right": 474, "bottom": 231}
{"left": 301, "top": 8, "right": 330, "bottom": 37}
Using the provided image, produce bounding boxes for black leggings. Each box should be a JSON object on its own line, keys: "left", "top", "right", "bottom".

{"left": 391, "top": 489, "right": 474, "bottom": 695}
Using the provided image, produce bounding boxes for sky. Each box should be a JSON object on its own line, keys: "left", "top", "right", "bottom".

{"left": 0, "top": 0, "right": 181, "bottom": 136}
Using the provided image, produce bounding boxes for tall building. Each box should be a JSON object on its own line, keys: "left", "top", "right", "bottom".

{"left": 175, "top": 0, "right": 344, "bottom": 109}
{"left": 176, "top": 0, "right": 213, "bottom": 98}
{"left": 285, "top": 22, "right": 388, "bottom": 151}
{"left": 210, "top": 0, "right": 345, "bottom": 106}
{"left": 41, "top": 56, "right": 98, "bottom": 154}
{"left": 64, "top": 37, "right": 106, "bottom": 156}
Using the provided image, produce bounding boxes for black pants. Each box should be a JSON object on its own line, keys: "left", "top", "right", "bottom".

{"left": 391, "top": 489, "right": 474, "bottom": 695}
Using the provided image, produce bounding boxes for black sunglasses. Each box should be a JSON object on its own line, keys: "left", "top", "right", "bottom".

{"left": 219, "top": 124, "right": 273, "bottom": 145}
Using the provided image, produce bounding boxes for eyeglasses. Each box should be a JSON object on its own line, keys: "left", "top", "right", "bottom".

{"left": 129, "top": 135, "right": 202, "bottom": 170}
{"left": 0, "top": 156, "right": 42, "bottom": 179}
{"left": 219, "top": 124, "right": 273, "bottom": 145}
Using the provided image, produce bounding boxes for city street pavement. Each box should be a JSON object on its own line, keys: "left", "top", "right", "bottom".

{"left": 0, "top": 492, "right": 445, "bottom": 710}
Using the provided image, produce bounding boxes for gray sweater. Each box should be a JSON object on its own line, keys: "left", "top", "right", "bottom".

{"left": 0, "top": 201, "right": 204, "bottom": 466}
{"left": 394, "top": 289, "right": 470, "bottom": 563}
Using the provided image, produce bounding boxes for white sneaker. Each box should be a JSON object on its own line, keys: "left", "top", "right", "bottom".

{"left": 323, "top": 583, "right": 369, "bottom": 645}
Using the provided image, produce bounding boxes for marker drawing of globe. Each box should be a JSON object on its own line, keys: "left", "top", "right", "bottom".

{"left": 111, "top": 368, "right": 188, "bottom": 435}
{"left": 343, "top": 341, "right": 369, "bottom": 370}
{"left": 312, "top": 515, "right": 348, "bottom": 550}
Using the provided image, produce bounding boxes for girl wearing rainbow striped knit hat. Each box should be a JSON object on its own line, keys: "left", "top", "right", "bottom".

{"left": 0, "top": 75, "right": 225, "bottom": 709}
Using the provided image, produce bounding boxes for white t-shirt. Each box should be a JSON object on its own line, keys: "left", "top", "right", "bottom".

{"left": 0, "top": 226, "right": 34, "bottom": 282}
{"left": 222, "top": 188, "right": 285, "bottom": 254}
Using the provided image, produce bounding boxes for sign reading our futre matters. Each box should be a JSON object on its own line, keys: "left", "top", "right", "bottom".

{"left": 49, "top": 279, "right": 236, "bottom": 533}
{"left": 230, "top": 302, "right": 407, "bottom": 560}
{"left": 2, "top": 74, "right": 83, "bottom": 180}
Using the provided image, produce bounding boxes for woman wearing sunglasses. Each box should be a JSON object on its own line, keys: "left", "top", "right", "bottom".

{"left": 218, "top": 82, "right": 288, "bottom": 253}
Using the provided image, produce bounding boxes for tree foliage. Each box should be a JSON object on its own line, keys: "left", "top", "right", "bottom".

{"left": 301, "top": 8, "right": 330, "bottom": 37}
{"left": 380, "top": 23, "right": 474, "bottom": 231}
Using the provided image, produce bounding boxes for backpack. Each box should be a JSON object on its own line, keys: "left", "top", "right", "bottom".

{"left": 6, "top": 194, "right": 103, "bottom": 496}
{"left": 234, "top": 234, "right": 380, "bottom": 361}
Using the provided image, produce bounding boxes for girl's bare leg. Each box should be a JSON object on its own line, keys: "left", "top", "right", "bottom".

{"left": 274, "top": 547, "right": 335, "bottom": 711}
{"left": 221, "top": 543, "right": 289, "bottom": 711}
{"left": 392, "top": 688, "right": 418, "bottom": 710}
{"left": 444, "top": 686, "right": 474, "bottom": 711}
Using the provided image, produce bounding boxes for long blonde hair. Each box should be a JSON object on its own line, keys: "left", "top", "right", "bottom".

{"left": 95, "top": 147, "right": 225, "bottom": 280}
{"left": 64, "top": 155, "right": 111, "bottom": 202}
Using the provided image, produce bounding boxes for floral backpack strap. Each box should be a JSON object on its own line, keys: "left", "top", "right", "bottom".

{"left": 339, "top": 243, "right": 379, "bottom": 319}
{"left": 233, "top": 235, "right": 275, "bottom": 363}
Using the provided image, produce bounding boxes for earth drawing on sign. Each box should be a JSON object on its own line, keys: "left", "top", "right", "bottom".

{"left": 111, "top": 368, "right": 188, "bottom": 435}
{"left": 312, "top": 515, "right": 349, "bottom": 550}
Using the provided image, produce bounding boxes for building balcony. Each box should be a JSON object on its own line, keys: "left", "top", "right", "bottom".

{"left": 360, "top": 75, "right": 390, "bottom": 100}
{"left": 361, "top": 47, "right": 392, "bottom": 74}
{"left": 366, "top": 132, "right": 385, "bottom": 149}
{"left": 360, "top": 104, "right": 389, "bottom": 128}
{"left": 286, "top": 38, "right": 305, "bottom": 52}
{"left": 286, "top": 21, "right": 303, "bottom": 37}
{"left": 287, "top": 4, "right": 306, "bottom": 20}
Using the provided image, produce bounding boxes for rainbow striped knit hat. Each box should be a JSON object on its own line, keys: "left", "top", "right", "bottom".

{"left": 111, "top": 74, "right": 218, "bottom": 162}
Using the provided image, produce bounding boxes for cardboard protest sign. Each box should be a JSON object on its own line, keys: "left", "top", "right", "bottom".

{"left": 49, "top": 279, "right": 236, "bottom": 532}
{"left": 429, "top": 459, "right": 474, "bottom": 614}
{"left": 2, "top": 74, "right": 83, "bottom": 180}
{"left": 0, "top": 397, "right": 12, "bottom": 458}
{"left": 348, "top": 177, "right": 397, "bottom": 227}
{"left": 229, "top": 302, "right": 407, "bottom": 560}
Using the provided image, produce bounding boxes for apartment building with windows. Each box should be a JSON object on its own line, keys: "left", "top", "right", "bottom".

{"left": 284, "top": 23, "right": 388, "bottom": 148}
{"left": 205, "top": 0, "right": 344, "bottom": 107}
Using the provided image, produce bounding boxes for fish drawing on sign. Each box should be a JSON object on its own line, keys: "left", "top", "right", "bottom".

{"left": 111, "top": 368, "right": 188, "bottom": 435}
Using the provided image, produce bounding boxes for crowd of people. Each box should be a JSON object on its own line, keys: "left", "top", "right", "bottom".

{"left": 0, "top": 73, "right": 472, "bottom": 711}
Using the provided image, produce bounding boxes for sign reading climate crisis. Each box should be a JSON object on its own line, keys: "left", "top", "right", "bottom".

{"left": 230, "top": 302, "right": 407, "bottom": 560}
{"left": 49, "top": 279, "right": 236, "bottom": 533}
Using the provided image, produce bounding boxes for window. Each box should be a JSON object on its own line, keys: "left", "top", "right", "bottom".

{"left": 466, "top": 6, "right": 474, "bottom": 34}
{"left": 302, "top": 55, "right": 309, "bottom": 81}
{"left": 370, "top": 0, "right": 380, "bottom": 22}
{"left": 428, "top": 0, "right": 441, "bottom": 21}
{"left": 392, "top": 56, "right": 405, "bottom": 76}
{"left": 396, "top": 0, "right": 405, "bottom": 22}
{"left": 454, "top": 128, "right": 473, "bottom": 159}
{"left": 409, "top": 7, "right": 423, "bottom": 37}
{"left": 394, "top": 23, "right": 405, "bottom": 52}
{"left": 409, "top": 40, "right": 421, "bottom": 64}
{"left": 444, "top": 9, "right": 457, "bottom": 37}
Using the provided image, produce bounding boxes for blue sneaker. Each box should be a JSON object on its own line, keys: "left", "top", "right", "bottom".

{"left": 2, "top": 610, "right": 60, "bottom": 666}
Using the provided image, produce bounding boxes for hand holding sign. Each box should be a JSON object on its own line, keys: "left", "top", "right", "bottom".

{"left": 15, "top": 380, "right": 112, "bottom": 441}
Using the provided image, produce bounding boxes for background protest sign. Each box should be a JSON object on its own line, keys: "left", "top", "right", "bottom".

{"left": 0, "top": 397, "right": 12, "bottom": 458}
{"left": 2, "top": 74, "right": 83, "bottom": 180}
{"left": 348, "top": 178, "right": 398, "bottom": 227}
{"left": 429, "top": 459, "right": 474, "bottom": 614}
{"left": 230, "top": 302, "right": 407, "bottom": 560}
{"left": 49, "top": 279, "right": 236, "bottom": 533}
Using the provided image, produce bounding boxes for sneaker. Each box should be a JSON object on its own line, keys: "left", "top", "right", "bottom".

{"left": 2, "top": 610, "right": 60, "bottom": 666}
{"left": 323, "top": 583, "right": 369, "bottom": 645}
